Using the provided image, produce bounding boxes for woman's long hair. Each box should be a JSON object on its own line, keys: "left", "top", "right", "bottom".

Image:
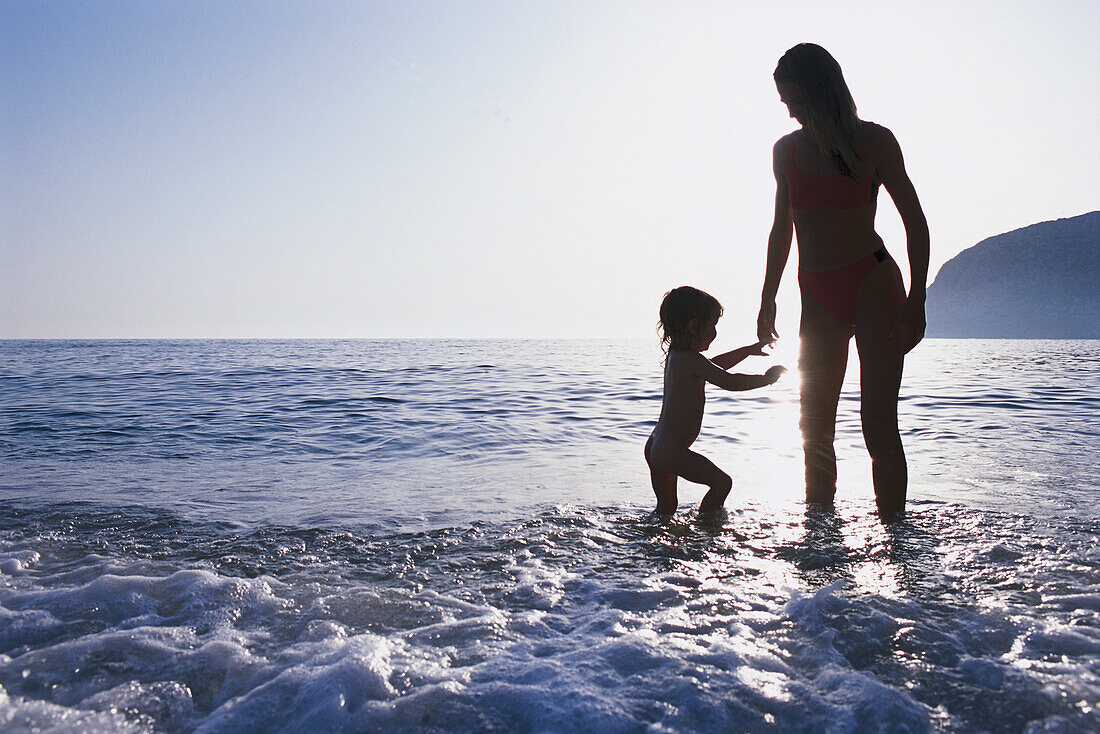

{"left": 774, "top": 43, "right": 862, "bottom": 179}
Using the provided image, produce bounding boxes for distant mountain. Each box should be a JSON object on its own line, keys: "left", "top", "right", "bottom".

{"left": 925, "top": 211, "right": 1099, "bottom": 338}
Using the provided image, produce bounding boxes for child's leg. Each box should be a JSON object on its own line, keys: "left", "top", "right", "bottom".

{"left": 645, "top": 435, "right": 678, "bottom": 514}
{"left": 650, "top": 469, "right": 679, "bottom": 514}
{"left": 674, "top": 450, "right": 733, "bottom": 511}
{"left": 650, "top": 442, "right": 732, "bottom": 512}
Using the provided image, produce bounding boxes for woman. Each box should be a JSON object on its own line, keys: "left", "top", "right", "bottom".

{"left": 757, "top": 43, "right": 929, "bottom": 518}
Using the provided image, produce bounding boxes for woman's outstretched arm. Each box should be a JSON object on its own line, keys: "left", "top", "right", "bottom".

{"left": 759, "top": 138, "right": 794, "bottom": 342}
{"left": 877, "top": 126, "right": 930, "bottom": 352}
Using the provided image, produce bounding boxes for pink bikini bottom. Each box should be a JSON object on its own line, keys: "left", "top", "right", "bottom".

{"left": 798, "top": 247, "right": 905, "bottom": 326}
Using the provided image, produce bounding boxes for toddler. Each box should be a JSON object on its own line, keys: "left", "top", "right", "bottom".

{"left": 645, "top": 286, "right": 786, "bottom": 514}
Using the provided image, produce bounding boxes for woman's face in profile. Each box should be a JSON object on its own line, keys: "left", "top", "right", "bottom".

{"left": 776, "top": 81, "right": 806, "bottom": 126}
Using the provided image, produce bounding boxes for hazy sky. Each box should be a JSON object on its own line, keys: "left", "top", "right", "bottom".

{"left": 3, "top": 1, "right": 1098, "bottom": 338}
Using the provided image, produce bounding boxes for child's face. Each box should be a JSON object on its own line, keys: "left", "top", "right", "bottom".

{"left": 692, "top": 317, "right": 718, "bottom": 351}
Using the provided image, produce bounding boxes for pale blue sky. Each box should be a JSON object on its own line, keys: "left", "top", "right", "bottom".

{"left": 3, "top": 1, "right": 1098, "bottom": 338}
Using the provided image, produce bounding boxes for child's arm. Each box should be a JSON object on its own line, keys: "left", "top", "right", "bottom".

{"left": 711, "top": 339, "right": 772, "bottom": 370}
{"left": 690, "top": 353, "right": 786, "bottom": 392}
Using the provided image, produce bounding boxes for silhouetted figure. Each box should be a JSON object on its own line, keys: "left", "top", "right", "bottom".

{"left": 757, "top": 44, "right": 929, "bottom": 519}
{"left": 646, "top": 286, "right": 786, "bottom": 514}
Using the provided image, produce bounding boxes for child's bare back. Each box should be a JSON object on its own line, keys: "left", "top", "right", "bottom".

{"left": 649, "top": 350, "right": 708, "bottom": 457}
{"left": 645, "top": 287, "right": 785, "bottom": 514}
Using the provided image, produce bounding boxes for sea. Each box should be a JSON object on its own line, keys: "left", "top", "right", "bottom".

{"left": 0, "top": 338, "right": 1097, "bottom": 733}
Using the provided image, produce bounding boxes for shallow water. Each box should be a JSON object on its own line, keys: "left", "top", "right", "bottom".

{"left": 1, "top": 339, "right": 1097, "bottom": 732}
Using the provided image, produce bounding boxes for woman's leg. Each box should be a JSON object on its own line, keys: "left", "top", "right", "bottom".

{"left": 799, "top": 293, "right": 852, "bottom": 504}
{"left": 854, "top": 260, "right": 908, "bottom": 517}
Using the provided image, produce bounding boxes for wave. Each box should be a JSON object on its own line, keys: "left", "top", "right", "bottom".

{"left": 1, "top": 501, "right": 1097, "bottom": 732}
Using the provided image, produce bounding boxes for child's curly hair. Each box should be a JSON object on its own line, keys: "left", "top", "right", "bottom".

{"left": 658, "top": 286, "right": 723, "bottom": 353}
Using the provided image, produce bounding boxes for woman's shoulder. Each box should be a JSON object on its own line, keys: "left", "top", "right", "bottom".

{"left": 860, "top": 121, "right": 907, "bottom": 179}
{"left": 861, "top": 121, "right": 900, "bottom": 151}
{"left": 774, "top": 130, "right": 803, "bottom": 147}
{"left": 772, "top": 130, "right": 801, "bottom": 160}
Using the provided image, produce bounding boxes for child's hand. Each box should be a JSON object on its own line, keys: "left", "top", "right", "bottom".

{"left": 765, "top": 365, "right": 787, "bottom": 383}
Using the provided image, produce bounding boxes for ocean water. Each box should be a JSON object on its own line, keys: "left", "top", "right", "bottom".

{"left": 0, "top": 338, "right": 1097, "bottom": 733}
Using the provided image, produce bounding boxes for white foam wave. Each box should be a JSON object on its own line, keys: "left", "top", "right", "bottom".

{"left": 1, "top": 501, "right": 1098, "bottom": 732}
{"left": 0, "top": 683, "right": 143, "bottom": 734}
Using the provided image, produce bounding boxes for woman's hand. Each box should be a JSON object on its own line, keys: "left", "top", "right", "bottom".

{"left": 891, "top": 294, "right": 926, "bottom": 354}
{"left": 757, "top": 300, "right": 779, "bottom": 342}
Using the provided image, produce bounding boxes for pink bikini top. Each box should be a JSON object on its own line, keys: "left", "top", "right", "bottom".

{"left": 785, "top": 132, "right": 879, "bottom": 211}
